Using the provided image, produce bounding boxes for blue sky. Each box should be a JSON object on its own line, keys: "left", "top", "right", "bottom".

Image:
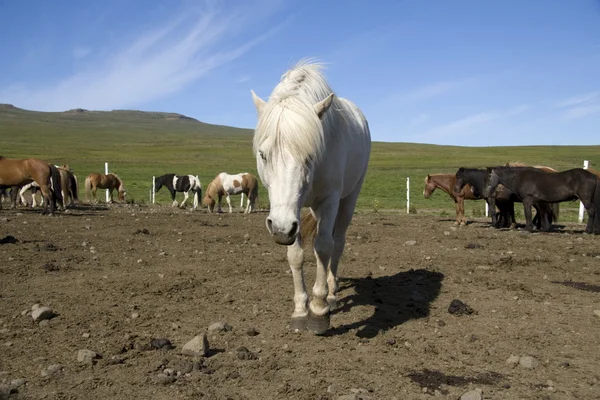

{"left": 1, "top": 0, "right": 599, "bottom": 146}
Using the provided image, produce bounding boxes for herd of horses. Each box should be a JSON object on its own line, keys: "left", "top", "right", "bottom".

{"left": 0, "top": 157, "right": 260, "bottom": 215}
{"left": 2, "top": 60, "right": 599, "bottom": 337}
{"left": 424, "top": 163, "right": 600, "bottom": 234}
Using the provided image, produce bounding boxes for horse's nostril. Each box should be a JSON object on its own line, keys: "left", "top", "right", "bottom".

{"left": 289, "top": 221, "right": 298, "bottom": 237}
{"left": 266, "top": 218, "right": 274, "bottom": 233}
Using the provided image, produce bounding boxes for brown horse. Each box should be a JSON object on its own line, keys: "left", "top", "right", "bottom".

{"left": 19, "top": 165, "right": 79, "bottom": 210}
{"left": 85, "top": 173, "right": 126, "bottom": 203}
{"left": 423, "top": 174, "right": 479, "bottom": 225}
{"left": 203, "top": 172, "right": 259, "bottom": 213}
{"left": 0, "top": 156, "right": 62, "bottom": 215}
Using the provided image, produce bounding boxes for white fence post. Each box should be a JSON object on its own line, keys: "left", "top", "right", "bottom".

{"left": 406, "top": 177, "right": 410, "bottom": 214}
{"left": 104, "top": 162, "right": 109, "bottom": 203}
{"left": 240, "top": 193, "right": 244, "bottom": 209}
{"left": 485, "top": 202, "right": 489, "bottom": 217}
{"left": 152, "top": 176, "right": 156, "bottom": 204}
{"left": 578, "top": 160, "right": 590, "bottom": 223}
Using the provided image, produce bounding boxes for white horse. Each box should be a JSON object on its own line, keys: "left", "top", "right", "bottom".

{"left": 251, "top": 60, "right": 371, "bottom": 334}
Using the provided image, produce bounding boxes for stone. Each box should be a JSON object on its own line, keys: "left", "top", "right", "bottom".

{"left": 181, "top": 334, "right": 209, "bottom": 357}
{"left": 77, "top": 349, "right": 98, "bottom": 363}
{"left": 460, "top": 389, "right": 482, "bottom": 400}
{"left": 31, "top": 306, "right": 54, "bottom": 322}
{"left": 208, "top": 321, "right": 232, "bottom": 334}
{"left": 404, "top": 240, "right": 417, "bottom": 246}
{"left": 506, "top": 354, "right": 520, "bottom": 365}
{"left": 519, "top": 355, "right": 539, "bottom": 369}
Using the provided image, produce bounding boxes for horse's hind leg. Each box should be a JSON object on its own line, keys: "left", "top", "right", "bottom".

{"left": 225, "top": 194, "right": 233, "bottom": 213}
{"left": 171, "top": 190, "right": 178, "bottom": 207}
{"left": 326, "top": 189, "right": 361, "bottom": 312}
{"left": 307, "top": 194, "right": 341, "bottom": 335}
{"left": 180, "top": 191, "right": 189, "bottom": 208}
{"left": 522, "top": 197, "right": 534, "bottom": 232}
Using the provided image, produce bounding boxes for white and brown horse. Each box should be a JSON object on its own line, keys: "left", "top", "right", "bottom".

{"left": 203, "top": 172, "right": 258, "bottom": 213}
{"left": 85, "top": 172, "right": 126, "bottom": 203}
{"left": 20, "top": 165, "right": 78, "bottom": 209}
{"left": 0, "top": 156, "right": 63, "bottom": 215}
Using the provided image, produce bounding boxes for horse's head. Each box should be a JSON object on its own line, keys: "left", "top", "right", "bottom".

{"left": 423, "top": 174, "right": 436, "bottom": 199}
{"left": 454, "top": 167, "right": 467, "bottom": 194}
{"left": 118, "top": 185, "right": 126, "bottom": 201}
{"left": 251, "top": 90, "right": 334, "bottom": 246}
{"left": 483, "top": 167, "right": 500, "bottom": 198}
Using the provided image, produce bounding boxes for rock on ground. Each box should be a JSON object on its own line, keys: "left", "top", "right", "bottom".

{"left": 181, "top": 334, "right": 209, "bottom": 357}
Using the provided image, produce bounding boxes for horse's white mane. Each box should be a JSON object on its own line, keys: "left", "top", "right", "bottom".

{"left": 253, "top": 59, "right": 341, "bottom": 164}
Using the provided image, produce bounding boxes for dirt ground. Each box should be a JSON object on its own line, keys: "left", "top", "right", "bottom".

{"left": 0, "top": 203, "right": 599, "bottom": 400}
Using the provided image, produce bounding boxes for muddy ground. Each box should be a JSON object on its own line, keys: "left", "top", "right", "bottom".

{"left": 0, "top": 203, "right": 599, "bottom": 400}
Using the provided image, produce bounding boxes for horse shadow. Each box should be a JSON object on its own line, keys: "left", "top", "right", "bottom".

{"left": 329, "top": 269, "right": 444, "bottom": 338}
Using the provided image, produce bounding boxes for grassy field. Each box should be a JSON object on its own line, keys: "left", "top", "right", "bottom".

{"left": 1, "top": 103, "right": 598, "bottom": 221}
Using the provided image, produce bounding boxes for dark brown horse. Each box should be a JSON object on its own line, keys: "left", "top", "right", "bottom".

{"left": 423, "top": 174, "right": 479, "bottom": 225}
{"left": 0, "top": 156, "right": 62, "bottom": 215}
{"left": 84, "top": 173, "right": 126, "bottom": 203}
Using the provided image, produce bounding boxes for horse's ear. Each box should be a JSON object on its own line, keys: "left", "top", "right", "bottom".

{"left": 314, "top": 93, "right": 334, "bottom": 119}
{"left": 251, "top": 90, "right": 266, "bottom": 114}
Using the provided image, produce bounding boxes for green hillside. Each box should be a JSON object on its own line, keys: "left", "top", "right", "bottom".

{"left": 1, "top": 104, "right": 598, "bottom": 221}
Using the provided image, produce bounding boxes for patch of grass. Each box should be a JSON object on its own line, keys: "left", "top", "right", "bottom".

{"left": 1, "top": 104, "right": 598, "bottom": 222}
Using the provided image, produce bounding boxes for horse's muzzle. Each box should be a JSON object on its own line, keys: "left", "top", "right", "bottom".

{"left": 266, "top": 217, "right": 299, "bottom": 246}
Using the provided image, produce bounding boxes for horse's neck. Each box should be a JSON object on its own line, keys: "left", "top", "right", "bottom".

{"left": 432, "top": 175, "right": 453, "bottom": 194}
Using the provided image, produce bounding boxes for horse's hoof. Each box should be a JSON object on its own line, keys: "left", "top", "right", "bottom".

{"left": 327, "top": 297, "right": 337, "bottom": 310}
{"left": 289, "top": 316, "right": 308, "bottom": 332}
{"left": 307, "top": 312, "right": 330, "bottom": 335}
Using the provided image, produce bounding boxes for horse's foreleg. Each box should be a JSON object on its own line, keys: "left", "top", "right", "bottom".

{"left": 193, "top": 191, "right": 199, "bottom": 210}
{"left": 170, "top": 190, "right": 178, "bottom": 207}
{"left": 240, "top": 192, "right": 245, "bottom": 211}
{"left": 288, "top": 238, "right": 308, "bottom": 331}
{"left": 307, "top": 196, "right": 339, "bottom": 335}
{"left": 225, "top": 194, "right": 232, "bottom": 213}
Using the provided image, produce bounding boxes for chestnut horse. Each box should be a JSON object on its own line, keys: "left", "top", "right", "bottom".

{"left": 423, "top": 174, "right": 479, "bottom": 225}
{"left": 85, "top": 173, "right": 126, "bottom": 203}
{"left": 203, "top": 172, "right": 258, "bottom": 213}
{"left": 0, "top": 156, "right": 63, "bottom": 215}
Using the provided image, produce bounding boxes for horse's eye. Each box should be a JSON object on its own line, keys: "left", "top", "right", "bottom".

{"left": 259, "top": 151, "right": 266, "bottom": 162}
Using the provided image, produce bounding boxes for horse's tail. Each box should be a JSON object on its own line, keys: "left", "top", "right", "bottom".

{"left": 300, "top": 211, "right": 317, "bottom": 247}
{"left": 85, "top": 175, "right": 92, "bottom": 202}
{"left": 70, "top": 174, "right": 79, "bottom": 203}
{"left": 49, "top": 164, "right": 64, "bottom": 207}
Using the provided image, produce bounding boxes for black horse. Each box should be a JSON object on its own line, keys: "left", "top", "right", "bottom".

{"left": 154, "top": 173, "right": 202, "bottom": 209}
{"left": 454, "top": 167, "right": 556, "bottom": 230}
{"left": 484, "top": 166, "right": 600, "bottom": 234}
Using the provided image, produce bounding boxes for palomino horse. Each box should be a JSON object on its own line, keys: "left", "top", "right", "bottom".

{"left": 154, "top": 173, "right": 202, "bottom": 209}
{"left": 85, "top": 173, "right": 126, "bottom": 203}
{"left": 20, "top": 165, "right": 78, "bottom": 209}
{"left": 484, "top": 166, "right": 600, "bottom": 234}
{"left": 423, "top": 174, "right": 479, "bottom": 225}
{"left": 251, "top": 60, "right": 371, "bottom": 334}
{"left": 0, "top": 156, "right": 63, "bottom": 215}
{"left": 203, "top": 172, "right": 258, "bottom": 214}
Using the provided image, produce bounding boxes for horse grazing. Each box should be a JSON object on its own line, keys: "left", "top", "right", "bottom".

{"left": 251, "top": 60, "right": 371, "bottom": 334}
{"left": 154, "top": 174, "right": 202, "bottom": 209}
{"left": 20, "top": 165, "right": 79, "bottom": 209}
{"left": 454, "top": 167, "right": 557, "bottom": 230}
{"left": 485, "top": 166, "right": 600, "bottom": 234}
{"left": 0, "top": 156, "right": 63, "bottom": 215}
{"left": 203, "top": 172, "right": 258, "bottom": 214}
{"left": 423, "top": 174, "right": 479, "bottom": 225}
{"left": 85, "top": 173, "right": 126, "bottom": 203}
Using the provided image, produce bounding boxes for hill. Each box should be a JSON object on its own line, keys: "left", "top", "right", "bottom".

{"left": 1, "top": 104, "right": 598, "bottom": 220}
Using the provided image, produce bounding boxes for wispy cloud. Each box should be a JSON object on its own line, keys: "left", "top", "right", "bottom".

{"left": 408, "top": 113, "right": 430, "bottom": 127}
{"left": 555, "top": 92, "right": 599, "bottom": 108}
{"left": 555, "top": 91, "right": 600, "bottom": 120}
{"left": 0, "top": 1, "right": 284, "bottom": 111}
{"left": 412, "top": 104, "right": 529, "bottom": 143}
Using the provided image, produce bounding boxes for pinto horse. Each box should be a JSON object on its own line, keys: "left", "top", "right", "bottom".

{"left": 203, "top": 172, "right": 258, "bottom": 214}
{"left": 85, "top": 173, "right": 126, "bottom": 203}
{"left": 485, "top": 166, "right": 600, "bottom": 234}
{"left": 154, "top": 173, "right": 202, "bottom": 209}
{"left": 251, "top": 60, "right": 371, "bottom": 334}
{"left": 423, "top": 174, "right": 479, "bottom": 225}
{"left": 454, "top": 167, "right": 557, "bottom": 230}
{"left": 0, "top": 156, "right": 62, "bottom": 215}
